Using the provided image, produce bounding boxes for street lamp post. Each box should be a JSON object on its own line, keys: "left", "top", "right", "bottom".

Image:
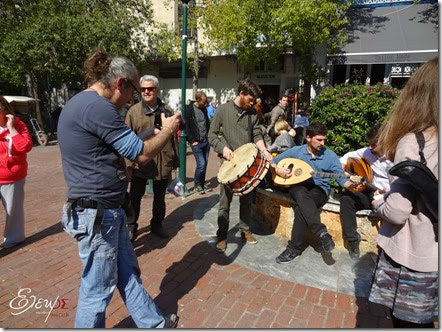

{"left": 179, "top": 0, "right": 190, "bottom": 194}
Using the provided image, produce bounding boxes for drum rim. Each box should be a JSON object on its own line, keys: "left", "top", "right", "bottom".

{"left": 217, "top": 143, "right": 259, "bottom": 184}
{"left": 233, "top": 160, "right": 270, "bottom": 196}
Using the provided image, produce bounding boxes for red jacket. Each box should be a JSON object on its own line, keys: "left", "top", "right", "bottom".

{"left": 0, "top": 118, "right": 33, "bottom": 184}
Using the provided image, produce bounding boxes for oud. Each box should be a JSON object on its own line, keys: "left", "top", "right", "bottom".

{"left": 273, "top": 158, "right": 381, "bottom": 192}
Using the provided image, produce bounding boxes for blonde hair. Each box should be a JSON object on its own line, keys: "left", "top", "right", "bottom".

{"left": 274, "top": 119, "right": 289, "bottom": 135}
{"left": 376, "top": 57, "right": 438, "bottom": 161}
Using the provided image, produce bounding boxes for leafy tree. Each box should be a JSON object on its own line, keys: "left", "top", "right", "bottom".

{"left": 309, "top": 83, "right": 400, "bottom": 156}
{"left": 195, "top": 0, "right": 352, "bottom": 102}
{"left": 0, "top": 0, "right": 156, "bottom": 126}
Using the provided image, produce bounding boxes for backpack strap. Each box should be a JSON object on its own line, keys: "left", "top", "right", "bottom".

{"left": 415, "top": 131, "right": 427, "bottom": 165}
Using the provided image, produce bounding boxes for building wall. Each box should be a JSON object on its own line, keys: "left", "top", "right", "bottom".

{"left": 151, "top": 0, "right": 176, "bottom": 25}
{"left": 150, "top": 55, "right": 303, "bottom": 111}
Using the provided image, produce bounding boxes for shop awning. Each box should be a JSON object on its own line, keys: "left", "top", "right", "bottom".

{"left": 328, "top": 3, "right": 438, "bottom": 65}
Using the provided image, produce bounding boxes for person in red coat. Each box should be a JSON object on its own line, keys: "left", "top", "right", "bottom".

{"left": 0, "top": 96, "right": 33, "bottom": 248}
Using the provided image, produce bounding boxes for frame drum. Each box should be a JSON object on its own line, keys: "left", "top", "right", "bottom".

{"left": 217, "top": 143, "right": 269, "bottom": 196}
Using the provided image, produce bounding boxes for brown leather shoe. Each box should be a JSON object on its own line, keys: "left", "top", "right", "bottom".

{"left": 241, "top": 230, "right": 257, "bottom": 244}
{"left": 215, "top": 239, "right": 227, "bottom": 252}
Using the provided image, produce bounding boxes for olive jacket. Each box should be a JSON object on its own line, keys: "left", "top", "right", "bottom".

{"left": 125, "top": 99, "right": 179, "bottom": 180}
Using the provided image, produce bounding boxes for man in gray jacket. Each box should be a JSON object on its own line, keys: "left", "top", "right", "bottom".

{"left": 267, "top": 95, "right": 290, "bottom": 140}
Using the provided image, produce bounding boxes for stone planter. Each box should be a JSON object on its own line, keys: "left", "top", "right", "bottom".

{"left": 251, "top": 188, "right": 380, "bottom": 253}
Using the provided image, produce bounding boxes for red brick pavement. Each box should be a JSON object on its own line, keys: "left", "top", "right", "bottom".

{"left": 0, "top": 144, "right": 394, "bottom": 328}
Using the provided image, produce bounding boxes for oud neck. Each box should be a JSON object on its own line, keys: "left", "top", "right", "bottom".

{"left": 311, "top": 171, "right": 348, "bottom": 180}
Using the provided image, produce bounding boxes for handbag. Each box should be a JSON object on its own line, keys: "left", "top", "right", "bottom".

{"left": 389, "top": 132, "right": 438, "bottom": 224}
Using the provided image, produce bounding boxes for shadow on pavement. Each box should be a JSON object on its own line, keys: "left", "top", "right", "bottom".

{"left": 114, "top": 193, "right": 251, "bottom": 328}
{"left": 0, "top": 222, "right": 63, "bottom": 258}
{"left": 114, "top": 240, "right": 243, "bottom": 328}
{"left": 133, "top": 195, "right": 218, "bottom": 257}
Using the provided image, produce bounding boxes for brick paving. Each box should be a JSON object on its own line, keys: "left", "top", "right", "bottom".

{"left": 0, "top": 144, "right": 395, "bottom": 328}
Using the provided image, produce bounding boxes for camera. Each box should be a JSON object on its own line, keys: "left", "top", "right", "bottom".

{"left": 154, "top": 113, "right": 162, "bottom": 129}
{"left": 154, "top": 111, "right": 185, "bottom": 131}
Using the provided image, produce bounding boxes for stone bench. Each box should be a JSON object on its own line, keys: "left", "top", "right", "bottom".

{"left": 251, "top": 187, "right": 381, "bottom": 253}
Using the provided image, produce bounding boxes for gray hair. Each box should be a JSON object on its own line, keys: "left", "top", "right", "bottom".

{"left": 106, "top": 57, "right": 138, "bottom": 86}
{"left": 140, "top": 75, "right": 159, "bottom": 88}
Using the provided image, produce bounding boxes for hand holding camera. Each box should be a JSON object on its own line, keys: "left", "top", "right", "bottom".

{"left": 161, "top": 111, "right": 182, "bottom": 135}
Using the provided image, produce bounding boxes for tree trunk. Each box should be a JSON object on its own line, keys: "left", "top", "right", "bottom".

{"left": 26, "top": 72, "right": 45, "bottom": 130}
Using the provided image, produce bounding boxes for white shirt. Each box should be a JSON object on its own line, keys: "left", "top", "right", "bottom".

{"left": 340, "top": 147, "right": 393, "bottom": 191}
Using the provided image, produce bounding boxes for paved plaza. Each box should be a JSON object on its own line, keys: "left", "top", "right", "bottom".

{"left": 0, "top": 144, "right": 394, "bottom": 328}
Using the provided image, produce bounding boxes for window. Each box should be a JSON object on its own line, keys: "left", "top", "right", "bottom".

{"left": 349, "top": 65, "right": 367, "bottom": 84}
{"left": 332, "top": 65, "right": 346, "bottom": 85}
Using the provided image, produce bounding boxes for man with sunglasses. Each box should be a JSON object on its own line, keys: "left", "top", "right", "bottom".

{"left": 125, "top": 75, "right": 179, "bottom": 241}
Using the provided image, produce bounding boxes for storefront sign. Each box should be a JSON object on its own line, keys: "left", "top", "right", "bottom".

{"left": 251, "top": 73, "right": 281, "bottom": 84}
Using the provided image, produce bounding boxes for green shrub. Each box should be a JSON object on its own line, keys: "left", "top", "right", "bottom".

{"left": 309, "top": 83, "right": 400, "bottom": 156}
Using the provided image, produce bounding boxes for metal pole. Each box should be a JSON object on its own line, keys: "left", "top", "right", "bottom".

{"left": 179, "top": 1, "right": 189, "bottom": 193}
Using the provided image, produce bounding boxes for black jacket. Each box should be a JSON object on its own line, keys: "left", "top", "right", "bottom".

{"left": 185, "top": 103, "right": 210, "bottom": 143}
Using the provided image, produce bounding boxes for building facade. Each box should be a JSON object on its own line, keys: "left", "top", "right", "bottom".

{"left": 327, "top": 0, "right": 438, "bottom": 89}
{"left": 145, "top": 0, "right": 437, "bottom": 111}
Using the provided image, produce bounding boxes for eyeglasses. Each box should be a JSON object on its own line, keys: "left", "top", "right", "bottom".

{"left": 126, "top": 79, "right": 140, "bottom": 95}
{"left": 141, "top": 87, "right": 158, "bottom": 93}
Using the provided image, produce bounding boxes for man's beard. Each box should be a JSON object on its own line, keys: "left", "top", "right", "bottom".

{"left": 239, "top": 96, "right": 250, "bottom": 110}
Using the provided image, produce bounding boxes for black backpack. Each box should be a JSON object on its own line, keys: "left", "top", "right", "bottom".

{"left": 389, "top": 132, "right": 438, "bottom": 226}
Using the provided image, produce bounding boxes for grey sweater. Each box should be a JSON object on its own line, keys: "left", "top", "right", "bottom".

{"left": 208, "top": 100, "right": 262, "bottom": 155}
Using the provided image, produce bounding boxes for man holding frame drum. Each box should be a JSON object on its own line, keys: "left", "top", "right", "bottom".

{"left": 208, "top": 79, "right": 273, "bottom": 253}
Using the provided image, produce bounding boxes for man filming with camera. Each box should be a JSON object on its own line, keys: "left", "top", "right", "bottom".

{"left": 125, "top": 75, "right": 179, "bottom": 241}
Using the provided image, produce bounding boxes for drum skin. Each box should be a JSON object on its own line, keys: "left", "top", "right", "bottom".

{"left": 217, "top": 143, "right": 269, "bottom": 196}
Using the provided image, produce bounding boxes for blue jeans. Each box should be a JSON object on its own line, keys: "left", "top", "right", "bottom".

{"left": 61, "top": 204, "right": 165, "bottom": 328}
{"left": 190, "top": 141, "right": 210, "bottom": 187}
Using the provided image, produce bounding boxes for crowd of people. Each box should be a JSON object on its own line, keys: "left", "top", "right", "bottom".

{"left": 0, "top": 50, "right": 437, "bottom": 328}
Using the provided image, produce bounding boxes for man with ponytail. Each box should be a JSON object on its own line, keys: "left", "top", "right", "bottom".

{"left": 58, "top": 49, "right": 181, "bottom": 328}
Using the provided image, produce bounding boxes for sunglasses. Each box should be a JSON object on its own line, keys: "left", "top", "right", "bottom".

{"left": 141, "top": 87, "right": 158, "bottom": 93}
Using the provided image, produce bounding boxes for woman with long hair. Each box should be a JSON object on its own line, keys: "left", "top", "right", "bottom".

{"left": 369, "top": 57, "right": 438, "bottom": 328}
{"left": 0, "top": 96, "right": 33, "bottom": 248}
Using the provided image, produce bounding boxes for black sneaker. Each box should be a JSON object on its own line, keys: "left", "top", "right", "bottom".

{"left": 151, "top": 226, "right": 169, "bottom": 239}
{"left": 320, "top": 232, "right": 335, "bottom": 252}
{"left": 196, "top": 185, "right": 205, "bottom": 195}
{"left": 275, "top": 248, "right": 301, "bottom": 264}
{"left": 165, "top": 313, "right": 179, "bottom": 328}
{"left": 203, "top": 183, "right": 213, "bottom": 192}
{"left": 348, "top": 240, "right": 360, "bottom": 260}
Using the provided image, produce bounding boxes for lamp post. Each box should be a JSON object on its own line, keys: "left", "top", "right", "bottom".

{"left": 179, "top": 0, "right": 190, "bottom": 193}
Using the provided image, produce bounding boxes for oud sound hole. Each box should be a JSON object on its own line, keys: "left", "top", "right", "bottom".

{"left": 294, "top": 167, "right": 303, "bottom": 176}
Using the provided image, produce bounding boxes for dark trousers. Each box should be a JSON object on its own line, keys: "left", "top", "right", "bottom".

{"left": 190, "top": 141, "right": 210, "bottom": 187}
{"left": 126, "top": 176, "right": 169, "bottom": 232}
{"left": 339, "top": 190, "right": 372, "bottom": 243}
{"left": 294, "top": 127, "right": 306, "bottom": 145}
{"left": 287, "top": 182, "right": 328, "bottom": 252}
{"left": 217, "top": 184, "right": 251, "bottom": 240}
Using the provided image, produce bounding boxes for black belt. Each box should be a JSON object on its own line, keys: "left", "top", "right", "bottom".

{"left": 66, "top": 198, "right": 110, "bottom": 234}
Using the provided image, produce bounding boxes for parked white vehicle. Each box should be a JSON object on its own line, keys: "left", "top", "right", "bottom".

{"left": 3, "top": 95, "right": 49, "bottom": 146}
